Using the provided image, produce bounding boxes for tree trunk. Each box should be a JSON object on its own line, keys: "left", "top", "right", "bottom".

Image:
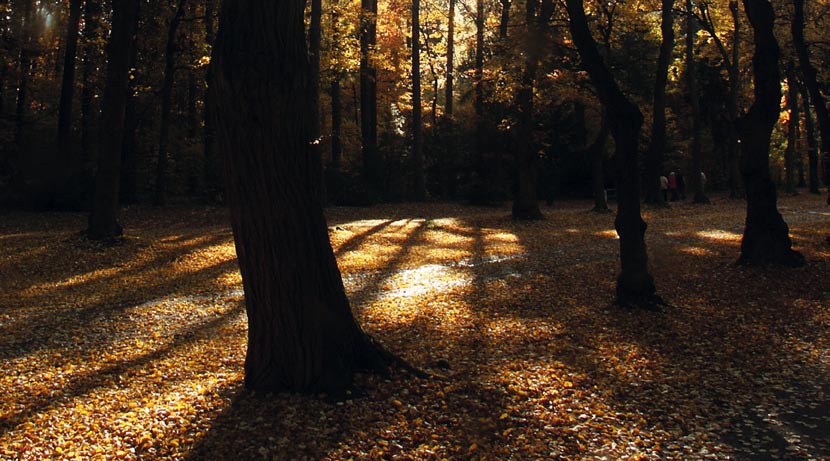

{"left": 785, "top": 62, "right": 798, "bottom": 195}
{"left": 565, "top": 0, "right": 660, "bottom": 309}
{"left": 512, "top": 0, "right": 547, "bottom": 220}
{"left": 14, "top": 0, "right": 34, "bottom": 146}
{"left": 331, "top": 76, "right": 342, "bottom": 171}
{"left": 57, "top": 0, "right": 83, "bottom": 151}
{"left": 411, "top": 0, "right": 425, "bottom": 201}
{"left": 686, "top": 0, "right": 709, "bottom": 204}
{"left": 727, "top": 1, "right": 743, "bottom": 198}
{"left": 644, "top": 0, "right": 673, "bottom": 206}
{"left": 792, "top": 0, "right": 830, "bottom": 204}
{"left": 211, "top": 0, "right": 389, "bottom": 392}
{"left": 474, "top": 0, "right": 484, "bottom": 171}
{"left": 88, "top": 0, "right": 140, "bottom": 240}
{"left": 203, "top": 0, "right": 221, "bottom": 200}
{"left": 799, "top": 81, "right": 820, "bottom": 194}
{"left": 360, "top": 0, "right": 380, "bottom": 192}
{"left": 591, "top": 115, "right": 610, "bottom": 212}
{"left": 445, "top": 0, "right": 455, "bottom": 119}
{"left": 154, "top": 0, "right": 187, "bottom": 206}
{"left": 736, "top": 0, "right": 803, "bottom": 267}
{"left": 120, "top": 24, "right": 140, "bottom": 205}
{"left": 81, "top": 0, "right": 102, "bottom": 163}
{"left": 499, "top": 0, "right": 510, "bottom": 39}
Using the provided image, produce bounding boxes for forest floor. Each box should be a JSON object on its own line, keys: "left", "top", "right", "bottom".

{"left": 1, "top": 192, "right": 829, "bottom": 461}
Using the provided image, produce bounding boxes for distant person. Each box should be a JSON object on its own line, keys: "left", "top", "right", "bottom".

{"left": 676, "top": 171, "right": 686, "bottom": 200}
{"left": 669, "top": 172, "right": 678, "bottom": 201}
{"left": 660, "top": 175, "right": 668, "bottom": 202}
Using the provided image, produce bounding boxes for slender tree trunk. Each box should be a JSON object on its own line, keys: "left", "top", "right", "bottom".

{"left": 81, "top": 0, "right": 102, "bottom": 162}
{"left": 474, "top": 0, "right": 484, "bottom": 172}
{"left": 211, "top": 0, "right": 390, "bottom": 392}
{"left": 57, "top": 0, "right": 83, "bottom": 152}
{"left": 445, "top": 0, "right": 455, "bottom": 119}
{"left": 727, "top": 1, "right": 743, "bottom": 198}
{"left": 88, "top": 0, "right": 140, "bottom": 240}
{"left": 331, "top": 76, "right": 342, "bottom": 171}
{"left": 154, "top": 0, "right": 187, "bottom": 206}
{"left": 203, "top": 0, "right": 220, "bottom": 200}
{"left": 686, "top": 0, "right": 709, "bottom": 204}
{"left": 736, "top": 0, "right": 803, "bottom": 266}
{"left": 799, "top": 81, "right": 820, "bottom": 194}
{"left": 14, "top": 0, "right": 34, "bottom": 146}
{"left": 644, "top": 0, "right": 673, "bottom": 206}
{"left": 591, "top": 115, "right": 610, "bottom": 212}
{"left": 565, "top": 0, "right": 661, "bottom": 309}
{"left": 412, "top": 0, "right": 425, "bottom": 201}
{"left": 360, "top": 0, "right": 380, "bottom": 192}
{"left": 792, "top": 0, "right": 830, "bottom": 204}
{"left": 120, "top": 24, "right": 140, "bottom": 205}
{"left": 785, "top": 62, "right": 799, "bottom": 194}
{"left": 499, "top": 0, "right": 510, "bottom": 39}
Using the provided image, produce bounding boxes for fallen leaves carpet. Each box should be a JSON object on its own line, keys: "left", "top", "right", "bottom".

{"left": 1, "top": 193, "right": 828, "bottom": 460}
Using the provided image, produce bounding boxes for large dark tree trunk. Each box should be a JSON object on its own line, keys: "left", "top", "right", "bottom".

{"left": 88, "top": 0, "right": 140, "bottom": 240}
{"left": 512, "top": 0, "right": 549, "bottom": 220}
{"left": 56, "top": 0, "right": 83, "bottom": 151}
{"left": 644, "top": 0, "right": 673, "bottom": 206}
{"left": 799, "top": 81, "right": 820, "bottom": 194}
{"left": 686, "top": 0, "right": 709, "bottom": 204}
{"left": 736, "top": 0, "right": 803, "bottom": 266}
{"left": 360, "top": 0, "right": 380, "bottom": 192}
{"left": 565, "top": 0, "right": 661, "bottom": 309}
{"left": 211, "top": 0, "right": 389, "bottom": 392}
{"left": 785, "top": 62, "right": 799, "bottom": 195}
{"left": 81, "top": 0, "right": 102, "bottom": 162}
{"left": 792, "top": 0, "right": 830, "bottom": 204}
{"left": 411, "top": 0, "right": 425, "bottom": 201}
{"left": 154, "top": 0, "right": 187, "bottom": 206}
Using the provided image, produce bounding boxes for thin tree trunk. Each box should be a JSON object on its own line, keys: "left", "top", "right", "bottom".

{"left": 57, "top": 0, "right": 83, "bottom": 151}
{"left": 14, "top": 0, "right": 34, "bottom": 146}
{"left": 686, "top": 0, "right": 709, "bottom": 204}
{"left": 154, "top": 0, "right": 187, "bottom": 206}
{"left": 792, "top": 0, "right": 830, "bottom": 204}
{"left": 360, "top": 0, "right": 380, "bottom": 192}
{"left": 591, "top": 114, "right": 610, "bottom": 212}
{"left": 474, "top": 0, "right": 484, "bottom": 173}
{"left": 88, "top": 0, "right": 140, "bottom": 240}
{"left": 799, "top": 81, "right": 820, "bottom": 194}
{"left": 736, "top": 0, "right": 803, "bottom": 266}
{"left": 211, "top": 0, "right": 390, "bottom": 392}
{"left": 446, "top": 0, "right": 455, "bottom": 119}
{"left": 644, "top": 0, "right": 673, "bottom": 206}
{"left": 412, "top": 0, "right": 425, "bottom": 201}
{"left": 565, "top": 0, "right": 661, "bottom": 309}
{"left": 331, "top": 76, "right": 342, "bottom": 171}
{"left": 120, "top": 23, "right": 140, "bottom": 205}
{"left": 785, "top": 62, "right": 798, "bottom": 195}
{"left": 499, "top": 0, "right": 510, "bottom": 39}
{"left": 203, "top": 0, "right": 220, "bottom": 200}
{"left": 81, "top": 0, "right": 102, "bottom": 162}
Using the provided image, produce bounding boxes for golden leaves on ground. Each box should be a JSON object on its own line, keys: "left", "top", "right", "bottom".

{"left": 1, "top": 195, "right": 829, "bottom": 460}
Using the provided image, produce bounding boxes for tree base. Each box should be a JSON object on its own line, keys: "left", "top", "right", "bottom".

{"left": 737, "top": 248, "right": 805, "bottom": 267}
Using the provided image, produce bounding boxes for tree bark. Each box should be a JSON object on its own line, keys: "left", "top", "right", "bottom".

{"left": 736, "top": 0, "right": 803, "bottom": 266}
{"left": 360, "top": 0, "right": 381, "bottom": 192}
{"left": 644, "top": 0, "right": 673, "bottom": 206}
{"left": 211, "top": 0, "right": 390, "bottom": 392}
{"left": 154, "top": 0, "right": 187, "bottom": 206}
{"left": 14, "top": 0, "right": 33, "bottom": 146}
{"left": 331, "top": 76, "right": 342, "bottom": 171}
{"left": 799, "top": 81, "right": 820, "bottom": 194}
{"left": 88, "top": 0, "right": 140, "bottom": 240}
{"left": 792, "top": 0, "right": 830, "bottom": 204}
{"left": 686, "top": 0, "right": 709, "bottom": 204}
{"left": 565, "top": 0, "right": 661, "bottom": 308}
{"left": 81, "top": 0, "right": 102, "bottom": 162}
{"left": 57, "top": 0, "right": 83, "bottom": 152}
{"left": 590, "top": 114, "right": 610, "bottom": 212}
{"left": 785, "top": 62, "right": 799, "bottom": 195}
{"left": 474, "top": 0, "right": 484, "bottom": 171}
{"left": 445, "top": 0, "right": 455, "bottom": 119}
{"left": 412, "top": 0, "right": 425, "bottom": 201}
{"left": 499, "top": 0, "right": 510, "bottom": 39}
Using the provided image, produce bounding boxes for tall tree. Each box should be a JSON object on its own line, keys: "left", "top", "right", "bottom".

{"left": 88, "top": 0, "right": 140, "bottom": 240}
{"left": 211, "top": 0, "right": 391, "bottom": 392}
{"left": 360, "top": 0, "right": 380, "bottom": 192}
{"left": 799, "top": 81, "right": 820, "bottom": 194}
{"left": 785, "top": 62, "right": 799, "bottom": 195}
{"left": 154, "top": 0, "right": 188, "bottom": 206}
{"left": 735, "top": 0, "right": 803, "bottom": 266}
{"left": 792, "top": 0, "right": 830, "bottom": 203}
{"left": 445, "top": 0, "right": 455, "bottom": 119}
{"left": 512, "top": 0, "right": 551, "bottom": 220}
{"left": 411, "top": 0, "right": 425, "bottom": 201}
{"left": 81, "top": 0, "right": 103, "bottom": 162}
{"left": 473, "top": 0, "right": 484, "bottom": 173}
{"left": 56, "top": 0, "right": 83, "bottom": 151}
{"left": 686, "top": 0, "right": 709, "bottom": 204}
{"left": 565, "top": 0, "right": 662, "bottom": 309}
{"left": 644, "top": 0, "right": 674, "bottom": 206}
{"left": 14, "top": 0, "right": 33, "bottom": 145}
{"left": 203, "top": 0, "right": 220, "bottom": 200}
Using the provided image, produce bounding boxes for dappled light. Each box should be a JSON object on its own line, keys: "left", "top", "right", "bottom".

{"left": 1, "top": 195, "right": 829, "bottom": 459}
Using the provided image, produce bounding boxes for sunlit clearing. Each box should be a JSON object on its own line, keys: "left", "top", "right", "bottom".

{"left": 594, "top": 229, "right": 619, "bottom": 239}
{"left": 695, "top": 229, "right": 743, "bottom": 242}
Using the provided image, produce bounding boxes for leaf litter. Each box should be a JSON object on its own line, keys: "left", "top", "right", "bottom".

{"left": 0, "top": 195, "right": 828, "bottom": 460}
